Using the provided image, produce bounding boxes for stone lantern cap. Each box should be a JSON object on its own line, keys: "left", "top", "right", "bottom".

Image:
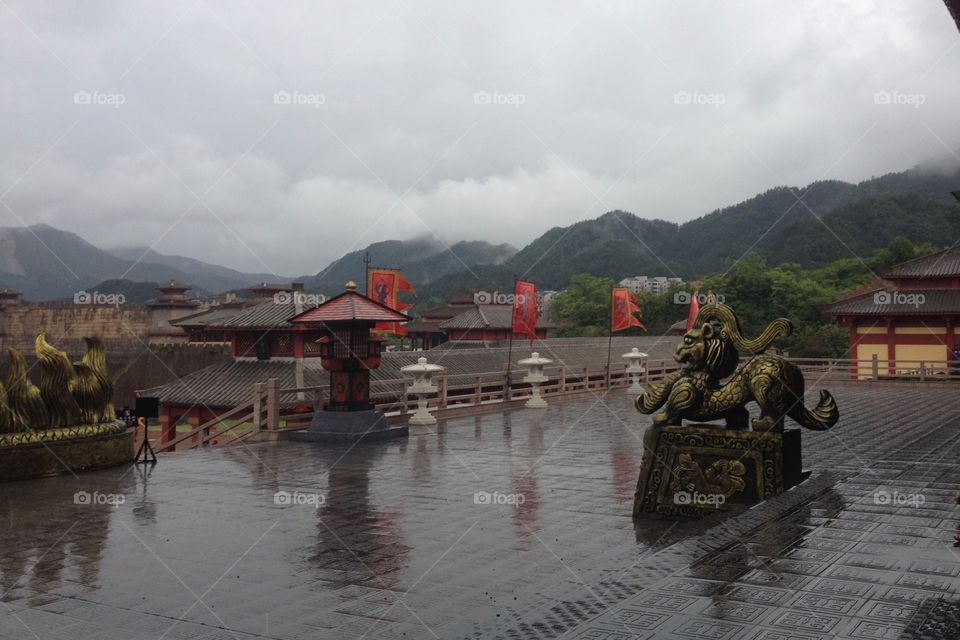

{"left": 622, "top": 347, "right": 648, "bottom": 360}
{"left": 518, "top": 352, "right": 553, "bottom": 367}
{"left": 401, "top": 357, "right": 445, "bottom": 376}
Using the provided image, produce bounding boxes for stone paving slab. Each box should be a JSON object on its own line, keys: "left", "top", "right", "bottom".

{"left": 0, "top": 385, "right": 958, "bottom": 639}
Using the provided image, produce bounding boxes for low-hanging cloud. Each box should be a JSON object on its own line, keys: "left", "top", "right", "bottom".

{"left": 1, "top": 0, "right": 958, "bottom": 277}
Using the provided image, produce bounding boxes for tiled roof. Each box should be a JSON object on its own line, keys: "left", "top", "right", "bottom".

{"left": 141, "top": 336, "right": 676, "bottom": 407}
{"left": 0, "top": 287, "right": 21, "bottom": 296}
{"left": 143, "top": 336, "right": 678, "bottom": 407}
{"left": 439, "top": 305, "right": 556, "bottom": 330}
{"left": 403, "top": 320, "right": 444, "bottom": 333}
{"left": 419, "top": 304, "right": 473, "bottom": 321}
{"left": 291, "top": 291, "right": 408, "bottom": 323}
{"left": 143, "top": 359, "right": 327, "bottom": 408}
{"left": 883, "top": 247, "right": 960, "bottom": 278}
{"left": 822, "top": 288, "right": 960, "bottom": 316}
{"left": 171, "top": 303, "right": 254, "bottom": 328}
{"left": 218, "top": 301, "right": 323, "bottom": 328}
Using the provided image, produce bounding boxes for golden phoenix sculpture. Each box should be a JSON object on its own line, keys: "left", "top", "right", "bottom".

{"left": 0, "top": 335, "right": 115, "bottom": 434}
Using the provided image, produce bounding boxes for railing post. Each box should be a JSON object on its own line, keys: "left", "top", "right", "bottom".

{"left": 401, "top": 380, "right": 409, "bottom": 416}
{"left": 605, "top": 363, "right": 611, "bottom": 389}
{"left": 871, "top": 354, "right": 878, "bottom": 380}
{"left": 252, "top": 382, "right": 264, "bottom": 431}
{"left": 920, "top": 361, "right": 926, "bottom": 381}
{"left": 583, "top": 366, "right": 588, "bottom": 390}
{"left": 475, "top": 375, "right": 482, "bottom": 405}
{"left": 559, "top": 366, "right": 566, "bottom": 394}
{"left": 439, "top": 371, "right": 448, "bottom": 409}
{"left": 266, "top": 378, "right": 279, "bottom": 431}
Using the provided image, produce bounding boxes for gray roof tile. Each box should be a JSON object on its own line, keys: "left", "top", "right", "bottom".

{"left": 823, "top": 288, "right": 960, "bottom": 315}
{"left": 142, "top": 336, "right": 678, "bottom": 407}
{"left": 439, "top": 305, "right": 556, "bottom": 330}
{"left": 883, "top": 247, "right": 960, "bottom": 278}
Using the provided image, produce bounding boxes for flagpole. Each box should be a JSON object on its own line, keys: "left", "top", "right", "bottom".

{"left": 606, "top": 306, "right": 614, "bottom": 390}
{"left": 363, "top": 252, "right": 371, "bottom": 296}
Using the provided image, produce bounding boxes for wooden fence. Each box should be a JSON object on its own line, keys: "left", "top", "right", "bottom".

{"left": 155, "top": 355, "right": 958, "bottom": 452}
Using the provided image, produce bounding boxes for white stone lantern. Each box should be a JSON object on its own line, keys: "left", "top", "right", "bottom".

{"left": 401, "top": 357, "right": 444, "bottom": 425}
{"left": 518, "top": 352, "right": 553, "bottom": 408}
{"left": 622, "top": 348, "right": 648, "bottom": 395}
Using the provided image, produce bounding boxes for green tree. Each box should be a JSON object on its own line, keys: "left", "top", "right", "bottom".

{"left": 550, "top": 274, "right": 616, "bottom": 337}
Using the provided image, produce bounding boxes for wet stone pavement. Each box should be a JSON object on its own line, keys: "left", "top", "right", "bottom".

{"left": 1, "top": 385, "right": 959, "bottom": 639}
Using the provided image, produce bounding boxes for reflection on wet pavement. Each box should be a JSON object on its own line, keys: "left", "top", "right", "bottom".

{"left": 0, "top": 386, "right": 957, "bottom": 639}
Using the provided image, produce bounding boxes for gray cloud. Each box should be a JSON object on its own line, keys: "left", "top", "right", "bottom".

{"left": 1, "top": 0, "right": 958, "bottom": 277}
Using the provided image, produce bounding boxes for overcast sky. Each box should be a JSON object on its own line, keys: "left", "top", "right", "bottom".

{"left": 1, "top": 0, "right": 959, "bottom": 277}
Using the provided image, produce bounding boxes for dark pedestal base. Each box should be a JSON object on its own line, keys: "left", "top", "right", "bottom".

{"left": 633, "top": 424, "right": 807, "bottom": 518}
{"left": 0, "top": 422, "right": 133, "bottom": 482}
{"left": 288, "top": 409, "right": 408, "bottom": 443}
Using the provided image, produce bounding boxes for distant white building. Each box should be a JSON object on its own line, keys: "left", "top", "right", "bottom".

{"left": 618, "top": 276, "right": 683, "bottom": 295}
{"left": 539, "top": 290, "right": 560, "bottom": 319}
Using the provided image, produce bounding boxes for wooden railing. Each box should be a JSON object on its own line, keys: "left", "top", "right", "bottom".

{"left": 154, "top": 379, "right": 277, "bottom": 453}
{"left": 156, "top": 354, "right": 958, "bottom": 452}
{"left": 157, "top": 359, "right": 680, "bottom": 452}
{"left": 789, "top": 356, "right": 960, "bottom": 383}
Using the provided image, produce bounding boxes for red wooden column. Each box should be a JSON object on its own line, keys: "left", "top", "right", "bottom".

{"left": 885, "top": 319, "right": 896, "bottom": 375}
{"left": 188, "top": 409, "right": 201, "bottom": 445}
{"left": 159, "top": 407, "right": 176, "bottom": 445}
{"left": 848, "top": 319, "right": 858, "bottom": 380}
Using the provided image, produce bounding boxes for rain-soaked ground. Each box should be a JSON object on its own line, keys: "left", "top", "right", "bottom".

{"left": 1, "top": 385, "right": 959, "bottom": 639}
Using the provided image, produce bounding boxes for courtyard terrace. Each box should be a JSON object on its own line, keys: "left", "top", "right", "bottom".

{"left": 2, "top": 384, "right": 960, "bottom": 639}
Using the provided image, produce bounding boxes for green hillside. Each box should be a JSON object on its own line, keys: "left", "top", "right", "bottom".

{"left": 413, "top": 164, "right": 960, "bottom": 310}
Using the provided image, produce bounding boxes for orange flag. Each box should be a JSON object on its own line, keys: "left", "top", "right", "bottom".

{"left": 512, "top": 280, "right": 538, "bottom": 345}
{"left": 368, "top": 268, "right": 415, "bottom": 335}
{"left": 611, "top": 288, "right": 646, "bottom": 332}
{"left": 685, "top": 290, "right": 700, "bottom": 331}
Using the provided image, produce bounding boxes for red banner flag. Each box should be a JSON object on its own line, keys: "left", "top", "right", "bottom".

{"left": 512, "top": 280, "right": 538, "bottom": 345}
{"left": 685, "top": 290, "right": 700, "bottom": 331}
{"left": 611, "top": 288, "right": 646, "bottom": 332}
{"left": 368, "top": 268, "right": 415, "bottom": 335}
{"left": 397, "top": 274, "right": 414, "bottom": 292}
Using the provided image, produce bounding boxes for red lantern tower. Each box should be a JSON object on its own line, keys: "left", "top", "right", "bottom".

{"left": 288, "top": 281, "right": 410, "bottom": 442}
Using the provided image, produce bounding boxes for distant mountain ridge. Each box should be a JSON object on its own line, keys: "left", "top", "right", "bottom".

{"left": 0, "top": 225, "right": 518, "bottom": 301}
{"left": 0, "top": 224, "right": 287, "bottom": 300}
{"left": 301, "top": 237, "right": 517, "bottom": 294}
{"left": 107, "top": 246, "right": 280, "bottom": 295}
{"left": 2, "top": 161, "right": 958, "bottom": 302}
{"left": 414, "top": 163, "right": 960, "bottom": 304}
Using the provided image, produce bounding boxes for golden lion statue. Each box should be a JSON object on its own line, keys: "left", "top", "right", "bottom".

{"left": 637, "top": 304, "right": 838, "bottom": 431}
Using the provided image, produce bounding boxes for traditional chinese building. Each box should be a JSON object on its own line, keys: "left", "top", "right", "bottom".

{"left": 403, "top": 291, "right": 478, "bottom": 349}
{"left": 405, "top": 290, "right": 555, "bottom": 347}
{"left": 0, "top": 287, "right": 22, "bottom": 307}
{"left": 145, "top": 280, "right": 202, "bottom": 344}
{"left": 438, "top": 304, "right": 554, "bottom": 344}
{"left": 823, "top": 247, "right": 960, "bottom": 378}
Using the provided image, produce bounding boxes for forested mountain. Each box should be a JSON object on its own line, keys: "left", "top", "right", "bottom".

{"left": 301, "top": 237, "right": 517, "bottom": 294}
{"left": 413, "top": 164, "right": 960, "bottom": 307}
{"left": 3, "top": 162, "right": 957, "bottom": 303}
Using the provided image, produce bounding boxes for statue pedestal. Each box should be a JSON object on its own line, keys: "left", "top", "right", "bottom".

{"left": 633, "top": 424, "right": 807, "bottom": 517}
{"left": 289, "top": 409, "right": 408, "bottom": 443}
{"left": 0, "top": 421, "right": 133, "bottom": 482}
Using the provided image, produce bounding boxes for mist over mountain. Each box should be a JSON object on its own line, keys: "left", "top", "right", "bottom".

{"left": 413, "top": 163, "right": 960, "bottom": 305}
{"left": 2, "top": 162, "right": 958, "bottom": 302}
